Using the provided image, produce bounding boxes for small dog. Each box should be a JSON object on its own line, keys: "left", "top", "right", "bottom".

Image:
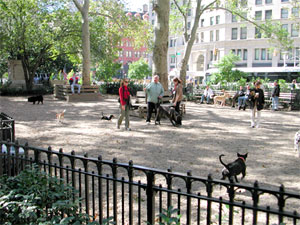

{"left": 155, "top": 106, "right": 182, "bottom": 127}
{"left": 101, "top": 112, "right": 114, "bottom": 121}
{"left": 56, "top": 109, "right": 66, "bottom": 122}
{"left": 219, "top": 153, "right": 248, "bottom": 182}
{"left": 214, "top": 93, "right": 230, "bottom": 106}
{"left": 28, "top": 95, "right": 43, "bottom": 104}
{"left": 294, "top": 131, "right": 300, "bottom": 157}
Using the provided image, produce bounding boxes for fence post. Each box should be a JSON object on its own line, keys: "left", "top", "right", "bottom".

{"left": 228, "top": 180, "right": 235, "bottom": 225}
{"left": 278, "top": 184, "right": 285, "bottom": 224}
{"left": 47, "top": 146, "right": 53, "bottom": 176}
{"left": 58, "top": 148, "right": 64, "bottom": 180}
{"left": 167, "top": 168, "right": 173, "bottom": 209}
{"left": 70, "top": 151, "right": 76, "bottom": 201}
{"left": 206, "top": 174, "right": 213, "bottom": 225}
{"left": 112, "top": 158, "right": 118, "bottom": 224}
{"left": 83, "top": 153, "right": 89, "bottom": 216}
{"left": 252, "top": 181, "right": 259, "bottom": 225}
{"left": 7, "top": 140, "right": 11, "bottom": 176}
{"left": 186, "top": 171, "right": 192, "bottom": 225}
{"left": 146, "top": 170, "right": 155, "bottom": 224}
{"left": 97, "top": 155, "right": 103, "bottom": 225}
{"left": 128, "top": 160, "right": 134, "bottom": 225}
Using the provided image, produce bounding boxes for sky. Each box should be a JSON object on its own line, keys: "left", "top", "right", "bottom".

{"left": 125, "top": 0, "right": 149, "bottom": 11}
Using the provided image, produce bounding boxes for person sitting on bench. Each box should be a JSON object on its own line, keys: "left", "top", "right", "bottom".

{"left": 200, "top": 85, "right": 214, "bottom": 104}
{"left": 69, "top": 73, "right": 81, "bottom": 94}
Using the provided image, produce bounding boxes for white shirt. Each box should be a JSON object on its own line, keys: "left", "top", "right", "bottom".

{"left": 204, "top": 88, "right": 214, "bottom": 97}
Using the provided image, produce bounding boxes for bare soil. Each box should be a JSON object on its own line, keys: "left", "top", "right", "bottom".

{"left": 1, "top": 95, "right": 299, "bottom": 193}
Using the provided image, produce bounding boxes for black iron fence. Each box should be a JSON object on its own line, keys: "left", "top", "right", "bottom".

{"left": 0, "top": 140, "right": 299, "bottom": 225}
{"left": 0, "top": 112, "right": 15, "bottom": 142}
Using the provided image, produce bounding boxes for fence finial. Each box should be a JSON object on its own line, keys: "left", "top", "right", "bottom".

{"left": 59, "top": 148, "right": 63, "bottom": 153}
{"left": 48, "top": 146, "right": 52, "bottom": 151}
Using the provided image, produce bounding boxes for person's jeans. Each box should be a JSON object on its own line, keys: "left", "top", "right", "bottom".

{"left": 272, "top": 96, "right": 279, "bottom": 110}
{"left": 201, "top": 95, "right": 211, "bottom": 103}
{"left": 71, "top": 84, "right": 81, "bottom": 94}
{"left": 238, "top": 96, "right": 248, "bottom": 106}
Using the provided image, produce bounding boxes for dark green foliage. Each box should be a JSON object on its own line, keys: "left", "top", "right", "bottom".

{"left": 0, "top": 166, "right": 98, "bottom": 225}
{"left": 100, "top": 81, "right": 143, "bottom": 96}
{"left": 0, "top": 83, "right": 53, "bottom": 96}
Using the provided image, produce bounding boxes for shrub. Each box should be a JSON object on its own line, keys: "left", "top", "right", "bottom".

{"left": 100, "top": 81, "right": 143, "bottom": 96}
{"left": 0, "top": 84, "right": 53, "bottom": 96}
{"left": 0, "top": 166, "right": 99, "bottom": 225}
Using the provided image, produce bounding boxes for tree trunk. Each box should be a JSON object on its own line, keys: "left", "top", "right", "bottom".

{"left": 73, "top": 0, "right": 91, "bottom": 85}
{"left": 153, "top": 0, "right": 170, "bottom": 90}
{"left": 179, "top": 0, "right": 202, "bottom": 88}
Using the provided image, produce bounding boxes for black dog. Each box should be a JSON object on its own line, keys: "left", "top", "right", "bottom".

{"left": 219, "top": 153, "right": 248, "bottom": 182}
{"left": 101, "top": 112, "right": 114, "bottom": 121}
{"left": 155, "top": 106, "right": 182, "bottom": 127}
{"left": 28, "top": 95, "right": 43, "bottom": 104}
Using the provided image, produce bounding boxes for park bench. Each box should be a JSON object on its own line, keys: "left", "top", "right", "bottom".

{"left": 130, "top": 91, "right": 186, "bottom": 118}
{"left": 54, "top": 84, "right": 102, "bottom": 102}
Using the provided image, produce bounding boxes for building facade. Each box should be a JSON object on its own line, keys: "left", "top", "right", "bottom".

{"left": 118, "top": 5, "right": 149, "bottom": 78}
{"left": 166, "top": 0, "right": 300, "bottom": 83}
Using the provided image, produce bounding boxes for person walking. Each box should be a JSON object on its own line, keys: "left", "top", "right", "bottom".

{"left": 172, "top": 77, "right": 183, "bottom": 113}
{"left": 249, "top": 81, "right": 265, "bottom": 128}
{"left": 272, "top": 80, "right": 280, "bottom": 111}
{"left": 144, "top": 75, "right": 164, "bottom": 125}
{"left": 117, "top": 79, "right": 131, "bottom": 131}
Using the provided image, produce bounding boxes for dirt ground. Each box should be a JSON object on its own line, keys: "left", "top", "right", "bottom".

{"left": 1, "top": 95, "right": 300, "bottom": 194}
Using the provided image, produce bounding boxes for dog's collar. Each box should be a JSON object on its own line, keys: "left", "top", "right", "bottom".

{"left": 239, "top": 157, "right": 246, "bottom": 162}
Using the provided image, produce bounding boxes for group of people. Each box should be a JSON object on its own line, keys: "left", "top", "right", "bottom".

{"left": 117, "top": 75, "right": 183, "bottom": 131}
{"left": 116, "top": 74, "right": 286, "bottom": 129}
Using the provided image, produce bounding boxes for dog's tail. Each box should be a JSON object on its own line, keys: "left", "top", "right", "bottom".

{"left": 62, "top": 109, "right": 66, "bottom": 113}
{"left": 219, "top": 154, "right": 229, "bottom": 170}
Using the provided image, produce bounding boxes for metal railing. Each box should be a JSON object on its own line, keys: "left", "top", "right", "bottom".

{"left": 0, "top": 140, "right": 299, "bottom": 225}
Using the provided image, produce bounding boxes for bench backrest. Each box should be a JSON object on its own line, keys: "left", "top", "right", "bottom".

{"left": 135, "top": 90, "right": 172, "bottom": 104}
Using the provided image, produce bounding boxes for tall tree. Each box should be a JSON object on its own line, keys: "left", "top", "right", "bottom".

{"left": 152, "top": 0, "right": 170, "bottom": 90}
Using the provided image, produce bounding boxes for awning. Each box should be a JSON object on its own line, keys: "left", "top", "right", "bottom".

{"left": 206, "top": 67, "right": 300, "bottom": 74}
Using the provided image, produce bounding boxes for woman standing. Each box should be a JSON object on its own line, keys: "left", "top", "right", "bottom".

{"left": 249, "top": 81, "right": 265, "bottom": 128}
{"left": 117, "top": 79, "right": 131, "bottom": 131}
{"left": 172, "top": 77, "right": 183, "bottom": 113}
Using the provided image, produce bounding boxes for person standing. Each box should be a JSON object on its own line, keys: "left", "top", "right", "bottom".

{"left": 249, "top": 81, "right": 265, "bottom": 128}
{"left": 144, "top": 75, "right": 164, "bottom": 125}
{"left": 200, "top": 85, "right": 214, "bottom": 104}
{"left": 172, "top": 77, "right": 183, "bottom": 113}
{"left": 272, "top": 80, "right": 280, "bottom": 111}
{"left": 117, "top": 79, "right": 131, "bottom": 131}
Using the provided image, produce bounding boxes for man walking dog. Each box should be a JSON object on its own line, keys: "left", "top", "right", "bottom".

{"left": 144, "top": 75, "right": 164, "bottom": 125}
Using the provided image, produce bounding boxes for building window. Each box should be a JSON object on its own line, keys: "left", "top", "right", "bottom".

{"left": 126, "top": 51, "right": 129, "bottom": 57}
{"left": 216, "top": 15, "right": 220, "bottom": 24}
{"left": 237, "top": 49, "right": 242, "bottom": 58}
{"left": 232, "top": 14, "right": 237, "bottom": 22}
{"left": 196, "top": 33, "right": 199, "bottom": 43}
{"left": 241, "top": 0, "right": 248, "bottom": 6}
{"left": 265, "top": 10, "right": 272, "bottom": 20}
{"left": 255, "top": 49, "right": 260, "bottom": 60}
{"left": 255, "top": 0, "right": 262, "bottom": 5}
{"left": 240, "top": 27, "right": 247, "bottom": 39}
{"left": 282, "top": 24, "right": 288, "bottom": 32}
{"left": 267, "top": 50, "right": 272, "bottom": 60}
{"left": 170, "top": 55, "right": 176, "bottom": 63}
{"left": 281, "top": 0, "right": 289, "bottom": 2}
{"left": 291, "top": 24, "right": 299, "bottom": 37}
{"left": 231, "top": 49, "right": 236, "bottom": 55}
{"left": 210, "top": 30, "right": 214, "bottom": 41}
{"left": 187, "top": 22, "right": 191, "bottom": 30}
{"left": 265, "top": 0, "right": 272, "bottom": 4}
{"left": 201, "top": 19, "right": 204, "bottom": 27}
{"left": 231, "top": 28, "right": 238, "bottom": 40}
{"left": 281, "top": 8, "right": 289, "bottom": 18}
{"left": 201, "top": 32, "right": 204, "bottom": 42}
{"left": 216, "top": 30, "right": 219, "bottom": 41}
{"left": 243, "top": 49, "right": 248, "bottom": 60}
{"left": 255, "top": 27, "right": 262, "bottom": 38}
{"left": 292, "top": 8, "right": 299, "bottom": 17}
{"left": 188, "top": 9, "right": 192, "bottom": 16}
{"left": 261, "top": 49, "right": 266, "bottom": 60}
{"left": 255, "top": 11, "right": 262, "bottom": 21}
{"left": 210, "top": 51, "right": 213, "bottom": 61}
{"left": 170, "top": 39, "right": 173, "bottom": 47}
{"left": 210, "top": 17, "right": 214, "bottom": 25}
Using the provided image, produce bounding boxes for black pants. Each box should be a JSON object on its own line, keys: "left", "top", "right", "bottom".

{"left": 175, "top": 101, "right": 181, "bottom": 113}
{"left": 146, "top": 102, "right": 159, "bottom": 122}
